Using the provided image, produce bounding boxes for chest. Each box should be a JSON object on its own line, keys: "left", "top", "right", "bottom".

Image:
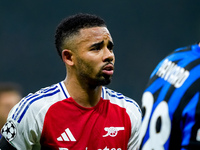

{"left": 40, "top": 99, "right": 131, "bottom": 150}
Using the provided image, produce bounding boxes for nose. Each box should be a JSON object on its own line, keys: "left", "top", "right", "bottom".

{"left": 102, "top": 48, "right": 115, "bottom": 62}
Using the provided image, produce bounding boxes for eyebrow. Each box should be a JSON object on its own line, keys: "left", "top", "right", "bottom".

{"left": 89, "top": 40, "right": 104, "bottom": 48}
{"left": 89, "top": 40, "right": 114, "bottom": 49}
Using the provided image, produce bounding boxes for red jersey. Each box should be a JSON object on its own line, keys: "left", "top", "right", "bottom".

{"left": 1, "top": 82, "right": 141, "bottom": 150}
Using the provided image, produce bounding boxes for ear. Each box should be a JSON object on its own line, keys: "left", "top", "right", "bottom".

{"left": 62, "top": 49, "right": 74, "bottom": 66}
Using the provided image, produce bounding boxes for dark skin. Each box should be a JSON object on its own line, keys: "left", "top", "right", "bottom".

{"left": 0, "top": 26, "right": 115, "bottom": 149}
{"left": 62, "top": 27, "right": 115, "bottom": 108}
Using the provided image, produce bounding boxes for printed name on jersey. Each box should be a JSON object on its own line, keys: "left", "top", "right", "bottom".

{"left": 140, "top": 44, "right": 200, "bottom": 149}
{"left": 156, "top": 59, "right": 189, "bottom": 88}
{"left": 57, "top": 128, "right": 76, "bottom": 141}
{"left": 98, "top": 146, "right": 122, "bottom": 150}
{"left": 58, "top": 146, "right": 122, "bottom": 150}
{"left": 1, "top": 120, "right": 17, "bottom": 141}
{"left": 103, "top": 127, "right": 124, "bottom": 137}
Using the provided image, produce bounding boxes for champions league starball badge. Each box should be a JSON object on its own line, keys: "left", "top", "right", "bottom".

{"left": 1, "top": 120, "right": 17, "bottom": 141}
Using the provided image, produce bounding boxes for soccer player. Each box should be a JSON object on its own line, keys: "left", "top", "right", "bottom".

{"left": 0, "top": 82, "right": 22, "bottom": 139}
{"left": 139, "top": 42, "right": 200, "bottom": 149}
{"left": 0, "top": 13, "right": 142, "bottom": 150}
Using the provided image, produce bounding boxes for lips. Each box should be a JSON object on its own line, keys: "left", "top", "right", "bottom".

{"left": 102, "top": 64, "right": 114, "bottom": 76}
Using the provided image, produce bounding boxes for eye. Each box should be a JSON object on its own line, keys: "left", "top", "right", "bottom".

{"left": 91, "top": 45, "right": 101, "bottom": 51}
{"left": 107, "top": 41, "right": 114, "bottom": 51}
{"left": 90, "top": 41, "right": 104, "bottom": 51}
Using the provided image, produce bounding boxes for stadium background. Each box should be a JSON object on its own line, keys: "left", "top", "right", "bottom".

{"left": 1, "top": 0, "right": 200, "bottom": 106}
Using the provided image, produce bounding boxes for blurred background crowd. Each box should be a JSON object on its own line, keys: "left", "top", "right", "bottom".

{"left": 1, "top": 0, "right": 200, "bottom": 106}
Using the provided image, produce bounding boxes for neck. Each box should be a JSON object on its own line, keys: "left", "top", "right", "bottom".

{"left": 63, "top": 78, "right": 102, "bottom": 108}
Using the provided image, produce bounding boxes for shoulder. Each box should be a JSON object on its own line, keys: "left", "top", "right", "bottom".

{"left": 102, "top": 86, "right": 140, "bottom": 106}
{"left": 102, "top": 87, "right": 142, "bottom": 119}
{"left": 102, "top": 87, "right": 142, "bottom": 141}
{"left": 9, "top": 83, "right": 66, "bottom": 123}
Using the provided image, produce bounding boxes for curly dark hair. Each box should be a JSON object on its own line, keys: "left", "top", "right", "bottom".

{"left": 55, "top": 13, "right": 106, "bottom": 59}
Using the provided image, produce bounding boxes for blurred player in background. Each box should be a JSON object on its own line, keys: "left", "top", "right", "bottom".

{"left": 139, "top": 42, "right": 200, "bottom": 149}
{"left": 0, "top": 13, "right": 141, "bottom": 150}
{"left": 0, "top": 82, "right": 22, "bottom": 139}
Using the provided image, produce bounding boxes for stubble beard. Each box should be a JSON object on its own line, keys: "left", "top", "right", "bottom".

{"left": 78, "top": 70, "right": 112, "bottom": 89}
{"left": 76, "top": 59, "right": 112, "bottom": 89}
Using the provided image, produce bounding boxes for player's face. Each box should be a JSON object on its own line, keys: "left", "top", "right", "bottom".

{"left": 73, "top": 27, "right": 115, "bottom": 87}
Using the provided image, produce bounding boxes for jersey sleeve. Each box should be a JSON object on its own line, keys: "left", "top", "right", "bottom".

{"left": 1, "top": 101, "right": 41, "bottom": 150}
{"left": 127, "top": 100, "right": 142, "bottom": 150}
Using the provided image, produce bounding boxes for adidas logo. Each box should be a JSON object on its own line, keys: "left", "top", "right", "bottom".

{"left": 57, "top": 128, "right": 76, "bottom": 141}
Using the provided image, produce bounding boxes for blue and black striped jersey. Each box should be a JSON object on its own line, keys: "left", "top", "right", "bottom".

{"left": 139, "top": 43, "right": 200, "bottom": 150}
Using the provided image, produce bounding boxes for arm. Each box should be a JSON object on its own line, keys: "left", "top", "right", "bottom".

{"left": 127, "top": 102, "right": 142, "bottom": 150}
{"left": 0, "top": 136, "right": 16, "bottom": 150}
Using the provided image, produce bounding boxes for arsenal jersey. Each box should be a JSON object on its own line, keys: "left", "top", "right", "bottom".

{"left": 1, "top": 81, "right": 141, "bottom": 150}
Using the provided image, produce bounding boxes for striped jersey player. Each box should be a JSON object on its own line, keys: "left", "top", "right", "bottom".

{"left": 139, "top": 43, "right": 200, "bottom": 149}
{"left": 1, "top": 82, "right": 141, "bottom": 150}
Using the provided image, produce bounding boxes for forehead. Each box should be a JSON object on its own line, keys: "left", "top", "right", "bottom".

{"left": 78, "top": 27, "right": 113, "bottom": 44}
